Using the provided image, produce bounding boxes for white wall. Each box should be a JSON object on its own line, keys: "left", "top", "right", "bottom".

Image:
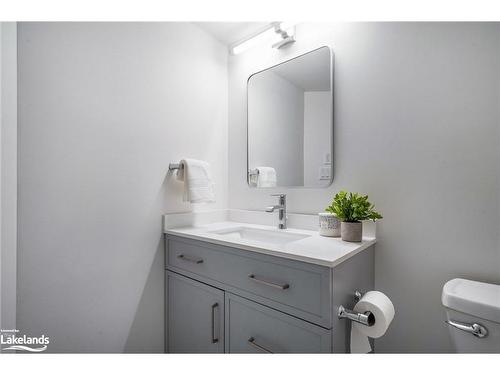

{"left": 1, "top": 22, "right": 17, "bottom": 336}
{"left": 17, "top": 22, "right": 228, "bottom": 353}
{"left": 1, "top": 22, "right": 2, "bottom": 332}
{"left": 229, "top": 22, "right": 500, "bottom": 353}
{"left": 303, "top": 91, "right": 331, "bottom": 186}
{"left": 248, "top": 71, "right": 304, "bottom": 186}
{"left": 1, "top": 21, "right": 2, "bottom": 332}
{"left": 12, "top": 21, "right": 500, "bottom": 354}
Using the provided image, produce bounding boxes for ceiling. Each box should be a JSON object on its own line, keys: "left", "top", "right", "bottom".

{"left": 194, "top": 22, "right": 270, "bottom": 46}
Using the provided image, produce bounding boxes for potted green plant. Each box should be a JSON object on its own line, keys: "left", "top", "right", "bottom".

{"left": 325, "top": 191, "right": 382, "bottom": 242}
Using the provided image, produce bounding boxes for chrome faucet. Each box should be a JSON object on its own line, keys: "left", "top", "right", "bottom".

{"left": 265, "top": 194, "right": 287, "bottom": 229}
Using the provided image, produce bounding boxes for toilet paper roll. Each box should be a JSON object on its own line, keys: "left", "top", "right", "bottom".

{"left": 350, "top": 291, "right": 395, "bottom": 353}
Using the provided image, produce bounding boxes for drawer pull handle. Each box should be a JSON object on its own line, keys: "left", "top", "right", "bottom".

{"left": 177, "top": 254, "right": 204, "bottom": 264}
{"left": 248, "top": 337, "right": 273, "bottom": 353}
{"left": 211, "top": 303, "right": 219, "bottom": 343}
{"left": 248, "top": 274, "right": 289, "bottom": 290}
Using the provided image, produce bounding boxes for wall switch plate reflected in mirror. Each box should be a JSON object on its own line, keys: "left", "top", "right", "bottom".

{"left": 319, "top": 166, "right": 331, "bottom": 181}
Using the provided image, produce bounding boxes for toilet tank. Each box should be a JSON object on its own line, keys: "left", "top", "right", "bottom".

{"left": 442, "top": 278, "right": 500, "bottom": 353}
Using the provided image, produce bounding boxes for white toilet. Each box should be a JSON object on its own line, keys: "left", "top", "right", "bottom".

{"left": 442, "top": 278, "right": 500, "bottom": 353}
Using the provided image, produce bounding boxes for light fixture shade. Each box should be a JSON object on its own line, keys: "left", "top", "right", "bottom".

{"left": 230, "top": 26, "right": 276, "bottom": 55}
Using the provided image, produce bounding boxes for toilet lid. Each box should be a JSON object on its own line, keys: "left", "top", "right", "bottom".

{"left": 442, "top": 278, "right": 500, "bottom": 323}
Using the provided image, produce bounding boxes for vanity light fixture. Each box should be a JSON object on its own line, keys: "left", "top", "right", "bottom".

{"left": 230, "top": 22, "right": 297, "bottom": 55}
{"left": 272, "top": 22, "right": 296, "bottom": 49}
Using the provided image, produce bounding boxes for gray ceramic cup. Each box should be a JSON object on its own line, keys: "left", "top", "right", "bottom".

{"left": 341, "top": 221, "right": 362, "bottom": 242}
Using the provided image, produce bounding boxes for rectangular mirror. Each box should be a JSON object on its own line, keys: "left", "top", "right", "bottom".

{"left": 247, "top": 46, "right": 333, "bottom": 188}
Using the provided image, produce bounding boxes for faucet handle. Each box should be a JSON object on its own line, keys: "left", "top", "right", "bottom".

{"left": 271, "top": 194, "right": 286, "bottom": 198}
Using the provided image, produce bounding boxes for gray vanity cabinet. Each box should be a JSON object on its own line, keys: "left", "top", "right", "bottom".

{"left": 166, "top": 271, "right": 224, "bottom": 353}
{"left": 165, "top": 234, "right": 375, "bottom": 353}
{"left": 166, "top": 235, "right": 332, "bottom": 327}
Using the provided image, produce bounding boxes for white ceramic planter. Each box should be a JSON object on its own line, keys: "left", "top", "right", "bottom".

{"left": 318, "top": 213, "right": 341, "bottom": 237}
{"left": 341, "top": 221, "right": 362, "bottom": 242}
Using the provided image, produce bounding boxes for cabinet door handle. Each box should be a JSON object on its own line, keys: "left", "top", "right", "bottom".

{"left": 177, "top": 254, "right": 204, "bottom": 264}
{"left": 446, "top": 320, "right": 488, "bottom": 338}
{"left": 211, "top": 303, "right": 219, "bottom": 344}
{"left": 248, "top": 274, "right": 289, "bottom": 290}
{"left": 248, "top": 337, "right": 273, "bottom": 353}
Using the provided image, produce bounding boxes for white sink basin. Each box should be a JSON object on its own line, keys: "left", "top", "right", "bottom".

{"left": 208, "top": 226, "right": 310, "bottom": 246}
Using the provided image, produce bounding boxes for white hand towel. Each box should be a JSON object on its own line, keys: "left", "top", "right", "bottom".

{"left": 256, "top": 167, "right": 277, "bottom": 188}
{"left": 176, "top": 158, "right": 216, "bottom": 203}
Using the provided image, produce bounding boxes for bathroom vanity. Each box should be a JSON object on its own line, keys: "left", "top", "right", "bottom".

{"left": 163, "top": 46, "right": 373, "bottom": 353}
{"left": 164, "top": 210, "right": 376, "bottom": 353}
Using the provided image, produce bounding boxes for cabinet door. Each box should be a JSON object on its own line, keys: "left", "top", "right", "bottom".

{"left": 226, "top": 293, "right": 331, "bottom": 353}
{"left": 166, "top": 271, "right": 224, "bottom": 353}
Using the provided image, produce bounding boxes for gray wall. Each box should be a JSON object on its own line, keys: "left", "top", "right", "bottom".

{"left": 228, "top": 22, "right": 500, "bottom": 352}
{"left": 17, "top": 22, "right": 228, "bottom": 353}
{"left": 1, "top": 22, "right": 17, "bottom": 335}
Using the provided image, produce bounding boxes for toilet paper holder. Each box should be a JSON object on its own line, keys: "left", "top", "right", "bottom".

{"left": 338, "top": 290, "right": 376, "bottom": 327}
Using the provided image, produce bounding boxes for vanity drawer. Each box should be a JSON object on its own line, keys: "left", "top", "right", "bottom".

{"left": 226, "top": 293, "right": 331, "bottom": 353}
{"left": 166, "top": 235, "right": 332, "bottom": 327}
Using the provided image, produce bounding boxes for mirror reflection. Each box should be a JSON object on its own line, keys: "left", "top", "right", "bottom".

{"left": 247, "top": 46, "right": 333, "bottom": 188}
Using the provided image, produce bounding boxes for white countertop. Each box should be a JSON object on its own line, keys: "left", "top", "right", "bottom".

{"left": 163, "top": 212, "right": 376, "bottom": 268}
